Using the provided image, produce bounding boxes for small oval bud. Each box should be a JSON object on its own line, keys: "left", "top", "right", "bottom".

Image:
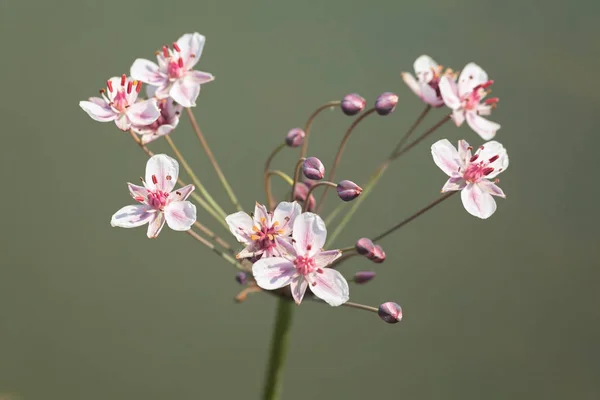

{"left": 303, "top": 157, "right": 325, "bottom": 180}
{"left": 293, "top": 181, "right": 316, "bottom": 211}
{"left": 371, "top": 245, "right": 386, "bottom": 263}
{"left": 341, "top": 93, "right": 366, "bottom": 116}
{"left": 375, "top": 92, "right": 399, "bottom": 116}
{"left": 354, "top": 271, "right": 376, "bottom": 284}
{"left": 355, "top": 238, "right": 375, "bottom": 257}
{"left": 285, "top": 128, "right": 305, "bottom": 148}
{"left": 235, "top": 272, "right": 248, "bottom": 285}
{"left": 378, "top": 302, "right": 402, "bottom": 324}
{"left": 336, "top": 180, "right": 363, "bottom": 201}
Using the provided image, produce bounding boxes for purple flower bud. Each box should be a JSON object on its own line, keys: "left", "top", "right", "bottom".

{"left": 293, "top": 181, "right": 316, "bottom": 211}
{"left": 341, "top": 93, "right": 366, "bottom": 116}
{"left": 235, "top": 272, "right": 248, "bottom": 285}
{"left": 336, "top": 180, "right": 362, "bottom": 201}
{"left": 355, "top": 238, "right": 375, "bottom": 258}
{"left": 285, "top": 128, "right": 305, "bottom": 148}
{"left": 354, "top": 271, "right": 376, "bottom": 284}
{"left": 378, "top": 302, "right": 402, "bottom": 324}
{"left": 375, "top": 92, "right": 399, "bottom": 116}
{"left": 303, "top": 157, "right": 325, "bottom": 180}
{"left": 371, "top": 245, "right": 386, "bottom": 263}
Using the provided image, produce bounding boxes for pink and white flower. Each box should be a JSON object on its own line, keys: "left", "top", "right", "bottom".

{"left": 431, "top": 139, "right": 509, "bottom": 219}
{"left": 111, "top": 154, "right": 197, "bottom": 238}
{"left": 226, "top": 201, "right": 301, "bottom": 259}
{"left": 130, "top": 32, "right": 215, "bottom": 108}
{"left": 79, "top": 75, "right": 160, "bottom": 131}
{"left": 401, "top": 55, "right": 455, "bottom": 107}
{"left": 439, "top": 63, "right": 500, "bottom": 140}
{"left": 131, "top": 97, "right": 183, "bottom": 144}
{"left": 252, "top": 213, "right": 349, "bottom": 306}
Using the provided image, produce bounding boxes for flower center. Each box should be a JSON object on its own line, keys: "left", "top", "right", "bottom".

{"left": 162, "top": 44, "right": 186, "bottom": 80}
{"left": 250, "top": 218, "right": 284, "bottom": 251}
{"left": 463, "top": 152, "right": 499, "bottom": 183}
{"left": 294, "top": 255, "right": 317, "bottom": 276}
{"left": 464, "top": 80, "right": 494, "bottom": 111}
{"left": 146, "top": 190, "right": 170, "bottom": 210}
{"left": 146, "top": 99, "right": 170, "bottom": 130}
{"left": 104, "top": 74, "right": 142, "bottom": 113}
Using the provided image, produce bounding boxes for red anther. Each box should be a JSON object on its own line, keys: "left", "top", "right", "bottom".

{"left": 106, "top": 80, "right": 113, "bottom": 92}
{"left": 166, "top": 175, "right": 172, "bottom": 181}
{"left": 178, "top": 57, "right": 184, "bottom": 68}
{"left": 481, "top": 80, "right": 494, "bottom": 89}
{"left": 127, "top": 80, "right": 133, "bottom": 94}
{"left": 172, "top": 42, "right": 181, "bottom": 52}
{"left": 317, "top": 268, "right": 324, "bottom": 274}
{"left": 488, "top": 155, "right": 499, "bottom": 163}
{"left": 306, "top": 244, "right": 312, "bottom": 251}
{"left": 311, "top": 282, "right": 317, "bottom": 286}
{"left": 469, "top": 154, "right": 479, "bottom": 163}
{"left": 494, "top": 178, "right": 500, "bottom": 183}
{"left": 120, "top": 74, "right": 126, "bottom": 86}
{"left": 482, "top": 167, "right": 494, "bottom": 176}
{"left": 485, "top": 97, "right": 499, "bottom": 105}
{"left": 135, "top": 80, "right": 142, "bottom": 93}
{"left": 152, "top": 175, "right": 158, "bottom": 184}
{"left": 99, "top": 89, "right": 106, "bottom": 95}
{"left": 134, "top": 196, "right": 145, "bottom": 202}
{"left": 162, "top": 46, "right": 169, "bottom": 58}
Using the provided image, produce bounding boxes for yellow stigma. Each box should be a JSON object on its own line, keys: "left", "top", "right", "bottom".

{"left": 250, "top": 234, "right": 260, "bottom": 241}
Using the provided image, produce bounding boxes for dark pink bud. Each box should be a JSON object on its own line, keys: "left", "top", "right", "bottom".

{"left": 293, "top": 181, "right": 316, "bottom": 211}
{"left": 341, "top": 93, "right": 366, "bottom": 116}
{"left": 355, "top": 238, "right": 375, "bottom": 258}
{"left": 303, "top": 157, "right": 325, "bottom": 180}
{"left": 371, "top": 245, "right": 386, "bottom": 263}
{"left": 354, "top": 271, "right": 376, "bottom": 284}
{"left": 235, "top": 272, "right": 248, "bottom": 285}
{"left": 336, "top": 180, "right": 362, "bottom": 201}
{"left": 378, "top": 302, "right": 402, "bottom": 324}
{"left": 285, "top": 128, "right": 305, "bottom": 148}
{"left": 375, "top": 92, "right": 399, "bottom": 115}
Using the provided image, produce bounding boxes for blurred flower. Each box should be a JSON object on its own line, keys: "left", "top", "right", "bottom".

{"left": 111, "top": 154, "right": 196, "bottom": 238}
{"left": 401, "top": 55, "right": 454, "bottom": 107}
{"left": 303, "top": 157, "right": 325, "bottom": 180}
{"left": 341, "top": 93, "right": 366, "bottom": 116}
{"left": 378, "top": 302, "right": 402, "bottom": 323}
{"left": 226, "top": 201, "right": 301, "bottom": 259}
{"left": 354, "top": 271, "right": 376, "bottom": 284}
{"left": 132, "top": 98, "right": 183, "bottom": 144}
{"left": 235, "top": 272, "right": 248, "bottom": 285}
{"left": 285, "top": 128, "right": 305, "bottom": 148}
{"left": 252, "top": 213, "right": 349, "bottom": 306}
{"left": 439, "top": 63, "right": 500, "bottom": 140}
{"left": 293, "top": 180, "right": 316, "bottom": 212}
{"left": 131, "top": 32, "right": 215, "bottom": 108}
{"left": 374, "top": 92, "right": 399, "bottom": 115}
{"left": 431, "top": 139, "right": 508, "bottom": 219}
{"left": 79, "top": 75, "right": 160, "bottom": 131}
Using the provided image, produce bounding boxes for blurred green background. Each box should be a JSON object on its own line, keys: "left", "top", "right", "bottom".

{"left": 1, "top": 0, "right": 599, "bottom": 399}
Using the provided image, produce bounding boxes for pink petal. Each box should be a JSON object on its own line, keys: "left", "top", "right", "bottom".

{"left": 479, "top": 180, "right": 506, "bottom": 198}
{"left": 452, "top": 109, "right": 465, "bottom": 127}
{"left": 458, "top": 62, "right": 488, "bottom": 98}
{"left": 313, "top": 250, "right": 342, "bottom": 268}
{"left": 439, "top": 76, "right": 461, "bottom": 110}
{"left": 79, "top": 99, "right": 117, "bottom": 122}
{"left": 110, "top": 204, "right": 154, "bottom": 228}
{"left": 187, "top": 70, "right": 215, "bottom": 84}
{"left": 155, "top": 83, "right": 172, "bottom": 100}
{"left": 169, "top": 77, "right": 200, "bottom": 107}
{"left": 176, "top": 32, "right": 206, "bottom": 70}
{"left": 225, "top": 211, "right": 254, "bottom": 244}
{"left": 457, "top": 139, "right": 472, "bottom": 166}
{"left": 147, "top": 212, "right": 166, "bottom": 238}
{"left": 441, "top": 177, "right": 466, "bottom": 192}
{"left": 170, "top": 184, "right": 195, "bottom": 202}
{"left": 309, "top": 268, "right": 349, "bottom": 306}
{"left": 127, "top": 183, "right": 149, "bottom": 204}
{"left": 413, "top": 55, "right": 438, "bottom": 82}
{"left": 466, "top": 112, "right": 500, "bottom": 141}
{"left": 126, "top": 99, "right": 160, "bottom": 126}
{"left": 420, "top": 83, "right": 444, "bottom": 107}
{"left": 272, "top": 201, "right": 301, "bottom": 235}
{"left": 252, "top": 257, "right": 297, "bottom": 290}
{"left": 292, "top": 212, "right": 327, "bottom": 257}
{"left": 290, "top": 276, "right": 308, "bottom": 304}
{"left": 130, "top": 59, "right": 167, "bottom": 86}
{"left": 474, "top": 140, "right": 509, "bottom": 178}
{"left": 401, "top": 72, "right": 422, "bottom": 97}
{"left": 164, "top": 201, "right": 196, "bottom": 231}
{"left": 114, "top": 114, "right": 131, "bottom": 131}
{"left": 106, "top": 77, "right": 124, "bottom": 102}
{"left": 145, "top": 154, "right": 179, "bottom": 192}
{"left": 461, "top": 183, "right": 497, "bottom": 219}
{"left": 431, "top": 139, "right": 461, "bottom": 177}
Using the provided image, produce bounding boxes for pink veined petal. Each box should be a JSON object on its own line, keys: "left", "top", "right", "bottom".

{"left": 170, "top": 77, "right": 200, "bottom": 108}
{"left": 479, "top": 179, "right": 506, "bottom": 198}
{"left": 461, "top": 183, "right": 497, "bottom": 219}
{"left": 439, "top": 76, "right": 461, "bottom": 110}
{"left": 126, "top": 99, "right": 160, "bottom": 126}
{"left": 452, "top": 109, "right": 466, "bottom": 127}
{"left": 225, "top": 211, "right": 255, "bottom": 244}
{"left": 147, "top": 212, "right": 166, "bottom": 238}
{"left": 145, "top": 154, "right": 179, "bottom": 192}
{"left": 253, "top": 203, "right": 270, "bottom": 226}
{"left": 475, "top": 140, "right": 509, "bottom": 178}
{"left": 164, "top": 201, "right": 197, "bottom": 231}
{"left": 177, "top": 32, "right": 206, "bottom": 70}
{"left": 431, "top": 139, "right": 461, "bottom": 177}
{"left": 441, "top": 177, "right": 466, "bottom": 192}
{"left": 114, "top": 114, "right": 131, "bottom": 131}
{"left": 465, "top": 112, "right": 500, "bottom": 141}
{"left": 106, "top": 77, "right": 124, "bottom": 102}
{"left": 79, "top": 99, "right": 117, "bottom": 122}
{"left": 275, "top": 236, "right": 298, "bottom": 259}
{"left": 110, "top": 204, "right": 154, "bottom": 228}
{"left": 170, "top": 184, "right": 195, "bottom": 202}
{"left": 252, "top": 257, "right": 297, "bottom": 290}
{"left": 156, "top": 124, "right": 176, "bottom": 136}
{"left": 457, "top": 139, "right": 472, "bottom": 167}
{"left": 187, "top": 70, "right": 215, "bottom": 84}
{"left": 272, "top": 201, "right": 301, "bottom": 235}
{"left": 290, "top": 276, "right": 309, "bottom": 305}
{"left": 130, "top": 59, "right": 167, "bottom": 86}
{"left": 458, "top": 62, "right": 489, "bottom": 98}
{"left": 141, "top": 131, "right": 164, "bottom": 145}
{"left": 313, "top": 250, "right": 342, "bottom": 268}
{"left": 309, "top": 268, "right": 349, "bottom": 307}
{"left": 292, "top": 212, "right": 327, "bottom": 257}
{"left": 413, "top": 55, "right": 438, "bottom": 83}
{"left": 127, "top": 183, "right": 149, "bottom": 204}
{"left": 401, "top": 72, "right": 422, "bottom": 97}
{"left": 419, "top": 82, "right": 443, "bottom": 107}
{"left": 237, "top": 244, "right": 262, "bottom": 259}
{"left": 154, "top": 82, "right": 172, "bottom": 99}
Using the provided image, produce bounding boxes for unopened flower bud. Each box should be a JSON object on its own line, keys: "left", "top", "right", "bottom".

{"left": 336, "top": 180, "right": 362, "bottom": 201}
{"left": 378, "top": 302, "right": 402, "bottom": 324}
{"left": 303, "top": 157, "right": 325, "bottom": 180}
{"left": 293, "top": 181, "right": 316, "bottom": 211}
{"left": 285, "top": 128, "right": 305, "bottom": 148}
{"left": 354, "top": 271, "right": 376, "bottom": 284}
{"left": 355, "top": 238, "right": 375, "bottom": 258}
{"left": 341, "top": 93, "right": 366, "bottom": 116}
{"left": 375, "top": 92, "right": 399, "bottom": 115}
{"left": 372, "top": 245, "right": 386, "bottom": 263}
{"left": 235, "top": 272, "right": 248, "bottom": 285}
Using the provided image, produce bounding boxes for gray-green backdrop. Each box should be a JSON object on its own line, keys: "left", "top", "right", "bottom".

{"left": 1, "top": 0, "right": 598, "bottom": 399}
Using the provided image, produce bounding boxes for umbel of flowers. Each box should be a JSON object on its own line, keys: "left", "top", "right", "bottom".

{"left": 79, "top": 32, "right": 509, "bottom": 399}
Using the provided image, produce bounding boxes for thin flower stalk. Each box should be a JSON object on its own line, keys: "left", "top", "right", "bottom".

{"left": 303, "top": 181, "right": 337, "bottom": 212}
{"left": 289, "top": 158, "right": 306, "bottom": 202}
{"left": 300, "top": 100, "right": 341, "bottom": 159}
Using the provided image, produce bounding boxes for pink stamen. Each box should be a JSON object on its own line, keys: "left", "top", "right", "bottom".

{"left": 135, "top": 80, "right": 142, "bottom": 93}
{"left": 162, "top": 46, "right": 169, "bottom": 58}
{"left": 470, "top": 154, "right": 479, "bottom": 163}
{"left": 172, "top": 42, "right": 181, "bottom": 52}
{"left": 152, "top": 175, "right": 158, "bottom": 185}
{"left": 127, "top": 81, "right": 133, "bottom": 94}
{"left": 485, "top": 97, "right": 499, "bottom": 105}
{"left": 488, "top": 155, "right": 499, "bottom": 163}
{"left": 134, "top": 196, "right": 144, "bottom": 202}
{"left": 120, "top": 74, "right": 126, "bottom": 87}
{"left": 106, "top": 80, "right": 113, "bottom": 92}
{"left": 483, "top": 167, "right": 494, "bottom": 176}
{"left": 178, "top": 57, "right": 184, "bottom": 68}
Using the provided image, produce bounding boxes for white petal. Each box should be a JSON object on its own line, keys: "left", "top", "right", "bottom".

{"left": 126, "top": 99, "right": 160, "bottom": 126}
{"left": 457, "top": 139, "right": 472, "bottom": 166}
{"left": 452, "top": 109, "right": 465, "bottom": 127}
{"left": 106, "top": 77, "right": 124, "bottom": 102}
{"left": 272, "top": 201, "right": 301, "bottom": 235}
{"left": 252, "top": 257, "right": 297, "bottom": 290}
{"left": 155, "top": 82, "right": 172, "bottom": 99}
{"left": 461, "top": 183, "right": 497, "bottom": 219}
{"left": 114, "top": 114, "right": 131, "bottom": 131}
{"left": 466, "top": 112, "right": 500, "bottom": 140}
{"left": 130, "top": 59, "right": 166, "bottom": 86}
{"left": 431, "top": 139, "right": 461, "bottom": 177}
{"left": 170, "top": 184, "right": 195, "bottom": 202}
{"left": 479, "top": 179, "right": 506, "bottom": 198}
{"left": 439, "top": 76, "right": 461, "bottom": 110}
{"left": 458, "top": 62, "right": 488, "bottom": 97}
{"left": 169, "top": 77, "right": 200, "bottom": 107}
{"left": 237, "top": 244, "right": 262, "bottom": 259}
{"left": 253, "top": 202, "right": 269, "bottom": 225}
{"left": 441, "top": 177, "right": 466, "bottom": 192}
{"left": 177, "top": 32, "right": 206, "bottom": 70}
{"left": 225, "top": 211, "right": 254, "bottom": 244}
{"left": 309, "top": 269, "right": 349, "bottom": 307}
{"left": 292, "top": 212, "right": 327, "bottom": 257}
{"left": 313, "top": 250, "right": 342, "bottom": 268}
{"left": 127, "top": 183, "right": 149, "bottom": 204}
{"left": 147, "top": 212, "right": 166, "bottom": 238}
{"left": 413, "top": 55, "right": 438, "bottom": 82}
{"left": 187, "top": 70, "right": 215, "bottom": 84}
{"left": 111, "top": 204, "right": 154, "bottom": 228}
{"left": 420, "top": 82, "right": 443, "bottom": 106}
{"left": 145, "top": 154, "right": 179, "bottom": 192}
{"left": 79, "top": 99, "right": 117, "bottom": 122}
{"left": 164, "top": 201, "right": 196, "bottom": 231}
{"left": 475, "top": 140, "right": 509, "bottom": 178}
{"left": 401, "top": 72, "right": 422, "bottom": 97}
{"left": 290, "top": 276, "right": 308, "bottom": 304}
{"left": 275, "top": 236, "right": 298, "bottom": 259}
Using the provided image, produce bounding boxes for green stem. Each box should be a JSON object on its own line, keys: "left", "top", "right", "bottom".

{"left": 262, "top": 298, "right": 295, "bottom": 400}
{"left": 300, "top": 101, "right": 341, "bottom": 160}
